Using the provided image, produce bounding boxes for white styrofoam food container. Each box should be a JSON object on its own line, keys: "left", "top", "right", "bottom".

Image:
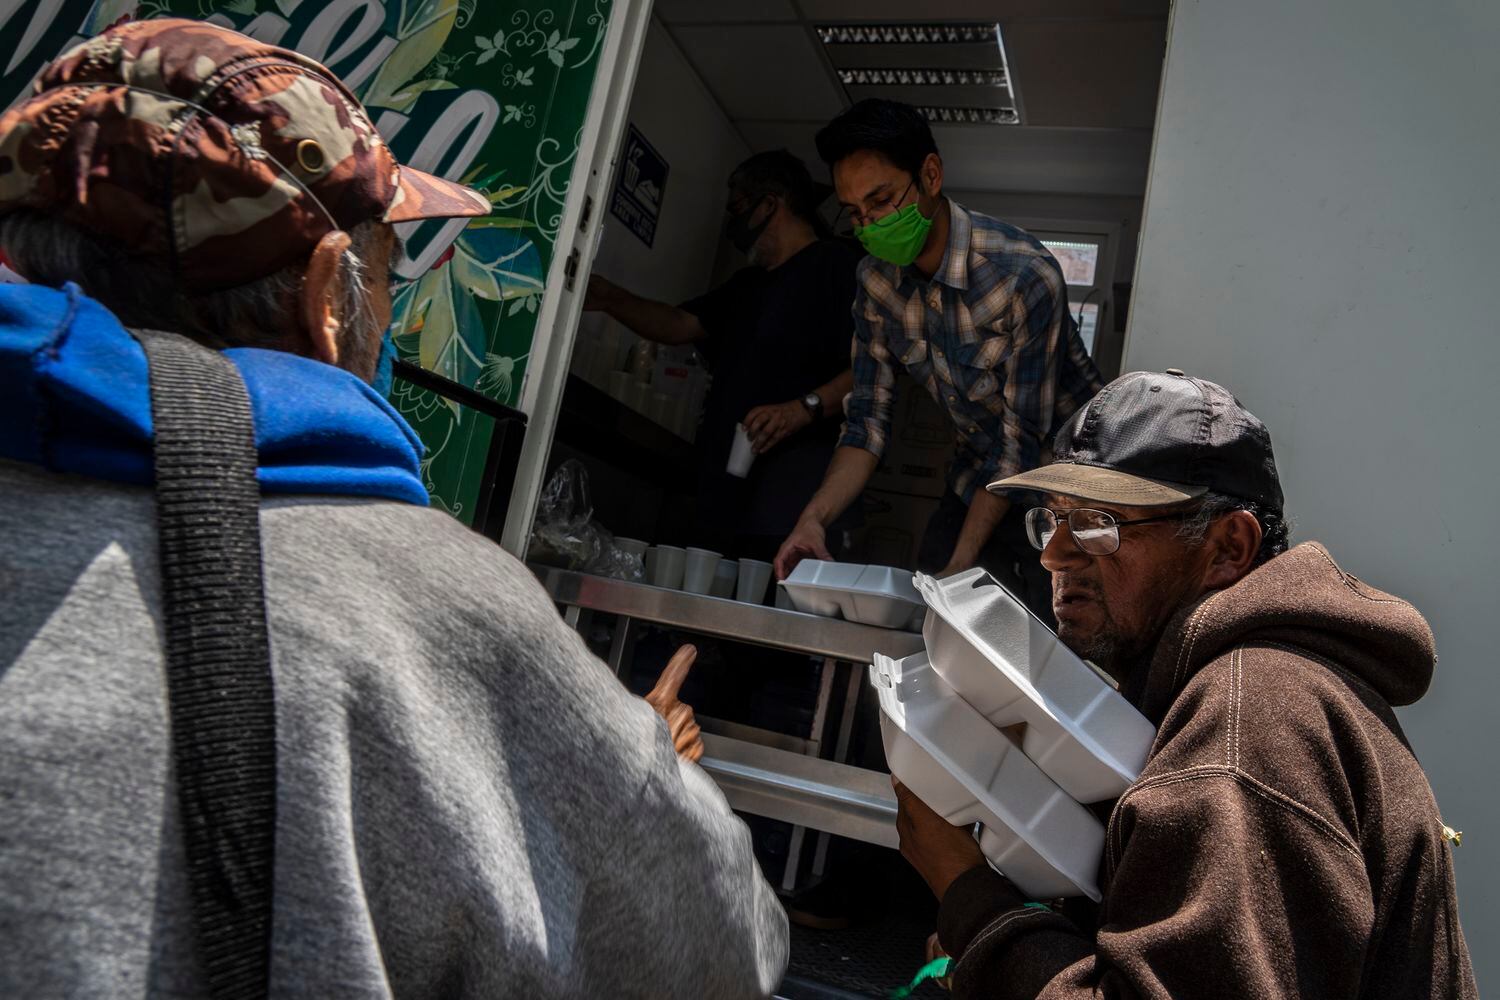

{"left": 916, "top": 568, "right": 1155, "bottom": 802}
{"left": 778, "top": 560, "right": 862, "bottom": 617}
{"left": 778, "top": 561, "right": 923, "bottom": 630}
{"left": 871, "top": 651, "right": 1105, "bottom": 901}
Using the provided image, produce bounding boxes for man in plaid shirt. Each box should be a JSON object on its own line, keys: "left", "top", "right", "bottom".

{"left": 774, "top": 100, "right": 1102, "bottom": 620}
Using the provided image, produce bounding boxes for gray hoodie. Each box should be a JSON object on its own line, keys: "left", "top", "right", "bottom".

{"left": 0, "top": 458, "right": 788, "bottom": 998}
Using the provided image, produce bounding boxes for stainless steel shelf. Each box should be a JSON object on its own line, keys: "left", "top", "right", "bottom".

{"left": 530, "top": 565, "right": 925, "bottom": 662}
{"left": 700, "top": 735, "right": 898, "bottom": 849}
{"left": 533, "top": 563, "right": 911, "bottom": 856}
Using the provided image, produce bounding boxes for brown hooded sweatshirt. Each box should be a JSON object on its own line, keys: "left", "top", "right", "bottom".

{"left": 937, "top": 542, "right": 1477, "bottom": 998}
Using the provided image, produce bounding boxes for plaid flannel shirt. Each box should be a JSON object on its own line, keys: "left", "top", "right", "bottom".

{"left": 839, "top": 201, "right": 1103, "bottom": 503}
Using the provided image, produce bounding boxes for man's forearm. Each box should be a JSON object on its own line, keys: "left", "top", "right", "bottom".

{"left": 604, "top": 288, "right": 703, "bottom": 346}
{"left": 949, "top": 489, "right": 1010, "bottom": 569}
{"left": 813, "top": 370, "right": 854, "bottom": 421}
{"left": 799, "top": 446, "right": 878, "bottom": 528}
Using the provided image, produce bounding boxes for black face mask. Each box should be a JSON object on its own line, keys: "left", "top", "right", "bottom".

{"left": 726, "top": 195, "right": 773, "bottom": 254}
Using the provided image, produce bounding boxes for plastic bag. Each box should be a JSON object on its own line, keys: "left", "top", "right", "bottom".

{"left": 529, "top": 460, "right": 644, "bottom": 582}
{"left": 590, "top": 534, "right": 644, "bottom": 582}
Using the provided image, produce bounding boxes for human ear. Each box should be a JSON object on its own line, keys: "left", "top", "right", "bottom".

{"left": 300, "top": 230, "right": 353, "bottom": 368}
{"left": 759, "top": 194, "right": 780, "bottom": 227}
{"left": 920, "top": 152, "right": 944, "bottom": 200}
{"left": 1201, "top": 510, "right": 1263, "bottom": 590}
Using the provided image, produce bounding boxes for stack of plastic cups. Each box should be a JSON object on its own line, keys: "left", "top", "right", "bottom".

{"left": 710, "top": 559, "right": 739, "bottom": 598}
{"left": 646, "top": 545, "right": 685, "bottom": 589}
{"left": 682, "top": 548, "right": 722, "bottom": 595}
{"left": 737, "top": 559, "right": 773, "bottom": 604}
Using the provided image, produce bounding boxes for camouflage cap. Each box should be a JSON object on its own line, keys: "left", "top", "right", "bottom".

{"left": 0, "top": 17, "right": 491, "bottom": 291}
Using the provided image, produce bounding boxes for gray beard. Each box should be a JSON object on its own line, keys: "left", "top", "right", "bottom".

{"left": 1058, "top": 619, "right": 1144, "bottom": 681}
{"left": 1056, "top": 579, "right": 1202, "bottom": 682}
{"left": 338, "top": 304, "right": 385, "bottom": 384}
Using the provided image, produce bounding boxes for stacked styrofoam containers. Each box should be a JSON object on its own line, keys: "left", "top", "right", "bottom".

{"left": 778, "top": 560, "right": 926, "bottom": 630}
{"left": 871, "top": 567, "right": 1156, "bottom": 901}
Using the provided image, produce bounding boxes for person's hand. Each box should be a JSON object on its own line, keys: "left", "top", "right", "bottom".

{"left": 935, "top": 550, "right": 977, "bottom": 579}
{"left": 926, "top": 931, "right": 950, "bottom": 965}
{"left": 893, "top": 777, "right": 986, "bottom": 903}
{"left": 774, "top": 516, "right": 832, "bottom": 579}
{"left": 925, "top": 932, "right": 953, "bottom": 989}
{"left": 583, "top": 273, "right": 618, "bottom": 312}
{"left": 743, "top": 400, "right": 813, "bottom": 454}
{"left": 645, "top": 644, "right": 703, "bottom": 763}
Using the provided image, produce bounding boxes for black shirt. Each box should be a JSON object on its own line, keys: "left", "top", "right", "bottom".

{"left": 682, "top": 238, "right": 861, "bottom": 541}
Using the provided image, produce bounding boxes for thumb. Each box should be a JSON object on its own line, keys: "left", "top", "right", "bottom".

{"left": 649, "top": 644, "right": 697, "bottom": 702}
{"left": 891, "top": 776, "right": 922, "bottom": 809}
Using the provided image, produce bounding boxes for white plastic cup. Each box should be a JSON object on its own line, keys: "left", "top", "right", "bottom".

{"left": 577, "top": 347, "right": 603, "bottom": 387}
{"left": 607, "top": 370, "right": 632, "bottom": 402}
{"left": 647, "top": 391, "right": 673, "bottom": 426}
{"left": 737, "top": 559, "right": 774, "bottom": 604}
{"left": 597, "top": 320, "right": 621, "bottom": 370}
{"left": 682, "top": 547, "right": 722, "bottom": 595}
{"left": 646, "top": 545, "right": 685, "bottom": 589}
{"left": 625, "top": 379, "right": 650, "bottom": 414}
{"left": 615, "top": 537, "right": 648, "bottom": 559}
{"left": 627, "top": 338, "right": 657, "bottom": 381}
{"left": 726, "top": 423, "right": 756, "bottom": 478}
{"left": 710, "top": 559, "right": 739, "bottom": 598}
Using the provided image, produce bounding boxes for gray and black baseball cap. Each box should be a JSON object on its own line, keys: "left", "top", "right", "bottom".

{"left": 988, "top": 370, "right": 1284, "bottom": 510}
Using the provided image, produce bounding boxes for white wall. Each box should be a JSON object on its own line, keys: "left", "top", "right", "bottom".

{"left": 583, "top": 16, "right": 748, "bottom": 322}
{"left": 1126, "top": 0, "right": 1499, "bottom": 985}
{"left": 570, "top": 13, "right": 748, "bottom": 420}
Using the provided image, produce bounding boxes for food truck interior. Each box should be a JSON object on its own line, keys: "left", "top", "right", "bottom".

{"left": 553, "top": 3, "right": 1164, "bottom": 558}
{"left": 526, "top": 4, "right": 1170, "bottom": 996}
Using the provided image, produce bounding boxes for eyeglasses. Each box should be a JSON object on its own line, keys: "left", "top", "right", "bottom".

{"left": 841, "top": 178, "right": 916, "bottom": 229}
{"left": 1024, "top": 506, "right": 1200, "bottom": 556}
{"left": 725, "top": 192, "right": 767, "bottom": 218}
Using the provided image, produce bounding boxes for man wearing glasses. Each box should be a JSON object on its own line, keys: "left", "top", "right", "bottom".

{"left": 892, "top": 371, "right": 1477, "bottom": 998}
{"left": 774, "top": 99, "right": 1102, "bottom": 621}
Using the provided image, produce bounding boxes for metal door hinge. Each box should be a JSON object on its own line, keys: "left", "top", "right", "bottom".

{"left": 563, "top": 247, "right": 581, "bottom": 292}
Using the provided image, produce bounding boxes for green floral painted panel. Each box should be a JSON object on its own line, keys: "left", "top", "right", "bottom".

{"left": 163, "top": 0, "right": 616, "bottom": 523}
{"left": 3, "top": 0, "right": 614, "bottom": 525}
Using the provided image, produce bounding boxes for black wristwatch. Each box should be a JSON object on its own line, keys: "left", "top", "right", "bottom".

{"left": 801, "top": 392, "right": 822, "bottom": 420}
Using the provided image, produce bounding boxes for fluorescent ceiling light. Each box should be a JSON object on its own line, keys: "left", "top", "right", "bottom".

{"left": 816, "top": 23, "right": 999, "bottom": 45}
{"left": 916, "top": 106, "right": 1019, "bottom": 126}
{"left": 818, "top": 22, "right": 1022, "bottom": 125}
{"left": 837, "top": 68, "right": 1008, "bottom": 87}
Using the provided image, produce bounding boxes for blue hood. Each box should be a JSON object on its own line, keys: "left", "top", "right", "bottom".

{"left": 0, "top": 282, "right": 428, "bottom": 506}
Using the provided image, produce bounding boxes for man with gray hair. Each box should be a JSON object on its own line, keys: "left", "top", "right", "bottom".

{"left": 891, "top": 371, "right": 1475, "bottom": 998}
{"left": 0, "top": 18, "right": 786, "bottom": 998}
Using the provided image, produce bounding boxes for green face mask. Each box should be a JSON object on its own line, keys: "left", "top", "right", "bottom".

{"left": 854, "top": 191, "right": 934, "bottom": 266}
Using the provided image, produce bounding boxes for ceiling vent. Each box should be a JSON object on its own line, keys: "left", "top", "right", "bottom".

{"left": 817, "top": 22, "right": 1021, "bottom": 125}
